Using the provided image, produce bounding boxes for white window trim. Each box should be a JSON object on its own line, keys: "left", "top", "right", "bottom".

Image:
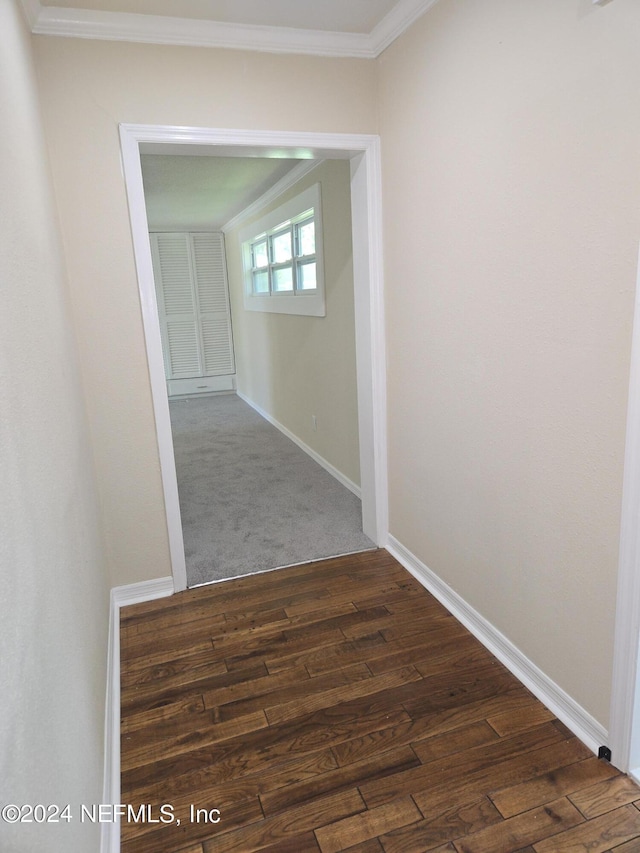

{"left": 239, "top": 183, "right": 325, "bottom": 317}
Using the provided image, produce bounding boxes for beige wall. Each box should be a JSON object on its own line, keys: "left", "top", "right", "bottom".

{"left": 378, "top": 0, "right": 640, "bottom": 727}
{"left": 28, "top": 0, "right": 640, "bottom": 738}
{"left": 0, "top": 2, "right": 108, "bottom": 849}
{"left": 33, "top": 37, "right": 377, "bottom": 587}
{"left": 226, "top": 160, "right": 361, "bottom": 486}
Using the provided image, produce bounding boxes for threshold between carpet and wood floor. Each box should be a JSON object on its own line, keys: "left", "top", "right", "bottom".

{"left": 169, "top": 393, "right": 374, "bottom": 587}
{"left": 120, "top": 549, "right": 640, "bottom": 853}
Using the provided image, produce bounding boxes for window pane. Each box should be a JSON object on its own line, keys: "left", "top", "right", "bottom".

{"left": 252, "top": 240, "right": 268, "bottom": 268}
{"left": 252, "top": 270, "right": 269, "bottom": 294}
{"left": 272, "top": 266, "right": 293, "bottom": 292}
{"left": 271, "top": 230, "right": 292, "bottom": 264}
{"left": 297, "top": 220, "right": 315, "bottom": 257}
{"left": 297, "top": 261, "right": 316, "bottom": 291}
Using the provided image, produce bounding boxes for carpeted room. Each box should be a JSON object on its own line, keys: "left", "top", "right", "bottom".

{"left": 142, "top": 155, "right": 374, "bottom": 586}
{"left": 170, "top": 393, "right": 373, "bottom": 585}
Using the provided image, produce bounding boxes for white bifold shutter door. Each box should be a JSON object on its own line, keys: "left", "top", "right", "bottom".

{"left": 150, "top": 232, "right": 235, "bottom": 384}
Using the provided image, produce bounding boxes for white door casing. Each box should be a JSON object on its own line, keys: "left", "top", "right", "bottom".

{"left": 119, "top": 124, "right": 389, "bottom": 593}
{"left": 608, "top": 242, "right": 640, "bottom": 778}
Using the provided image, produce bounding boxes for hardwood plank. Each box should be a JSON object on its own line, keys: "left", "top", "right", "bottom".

{"left": 363, "top": 724, "right": 574, "bottom": 808}
{"left": 121, "top": 625, "right": 219, "bottom": 664}
{"left": 223, "top": 626, "right": 348, "bottom": 672}
{"left": 200, "top": 789, "right": 366, "bottom": 853}
{"left": 221, "top": 601, "right": 356, "bottom": 627}
{"left": 209, "top": 603, "right": 371, "bottom": 650}
{"left": 124, "top": 611, "right": 225, "bottom": 645}
{"left": 273, "top": 603, "right": 393, "bottom": 641}
{"left": 385, "top": 735, "right": 591, "bottom": 814}
{"left": 120, "top": 795, "right": 263, "bottom": 853}
{"left": 403, "top": 659, "right": 524, "bottom": 715}
{"left": 339, "top": 840, "right": 384, "bottom": 853}
{"left": 486, "top": 704, "right": 556, "bottom": 738}
{"left": 569, "top": 775, "right": 640, "bottom": 818}
{"left": 450, "top": 797, "right": 584, "bottom": 853}
{"left": 198, "top": 572, "right": 380, "bottom": 624}
{"left": 264, "top": 665, "right": 422, "bottom": 726}
{"left": 122, "top": 703, "right": 412, "bottom": 792}
{"left": 412, "top": 738, "right": 591, "bottom": 822}
{"left": 121, "top": 794, "right": 260, "bottom": 844}
{"left": 339, "top": 607, "right": 453, "bottom": 642}
{"left": 121, "top": 646, "right": 229, "bottom": 690}
{"left": 383, "top": 593, "right": 451, "bottom": 617}
{"left": 609, "top": 838, "right": 640, "bottom": 853}
{"left": 130, "top": 603, "right": 227, "bottom": 635}
{"left": 260, "top": 745, "right": 421, "bottom": 817}
{"left": 125, "top": 747, "right": 339, "bottom": 808}
{"left": 282, "top": 581, "right": 407, "bottom": 618}
{"left": 211, "top": 663, "right": 374, "bottom": 723}
{"left": 369, "top": 635, "right": 486, "bottom": 677}
{"left": 379, "top": 796, "right": 503, "bottom": 853}
{"left": 121, "top": 693, "right": 206, "bottom": 735}
{"left": 411, "top": 720, "right": 500, "bottom": 764}
{"left": 121, "top": 710, "right": 269, "bottom": 772}
{"left": 314, "top": 796, "right": 422, "bottom": 853}
{"left": 268, "top": 625, "right": 470, "bottom": 679}
{"left": 351, "top": 582, "right": 428, "bottom": 612}
{"left": 121, "top": 662, "right": 265, "bottom": 716}
{"left": 331, "top": 690, "right": 535, "bottom": 768}
{"left": 275, "top": 632, "right": 388, "bottom": 677}
{"left": 119, "top": 550, "right": 640, "bottom": 853}
{"left": 532, "top": 805, "right": 640, "bottom": 853}
{"left": 491, "top": 757, "right": 622, "bottom": 819}
{"left": 178, "top": 551, "right": 387, "bottom": 607}
{"left": 201, "top": 664, "right": 312, "bottom": 709}
{"left": 253, "top": 832, "right": 322, "bottom": 852}
{"left": 122, "top": 639, "right": 215, "bottom": 672}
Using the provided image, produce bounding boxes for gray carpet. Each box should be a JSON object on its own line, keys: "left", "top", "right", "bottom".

{"left": 169, "top": 394, "right": 374, "bottom": 586}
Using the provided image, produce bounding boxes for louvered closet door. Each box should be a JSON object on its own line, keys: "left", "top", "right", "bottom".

{"left": 191, "top": 234, "right": 235, "bottom": 376}
{"left": 151, "top": 232, "right": 235, "bottom": 389}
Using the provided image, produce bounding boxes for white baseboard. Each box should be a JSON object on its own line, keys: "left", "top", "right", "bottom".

{"left": 101, "top": 576, "right": 174, "bottom": 853}
{"left": 386, "top": 535, "right": 608, "bottom": 758}
{"left": 236, "top": 390, "right": 361, "bottom": 499}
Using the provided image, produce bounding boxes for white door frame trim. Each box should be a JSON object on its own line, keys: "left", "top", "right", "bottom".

{"left": 118, "top": 123, "right": 388, "bottom": 592}
{"left": 609, "top": 243, "right": 640, "bottom": 778}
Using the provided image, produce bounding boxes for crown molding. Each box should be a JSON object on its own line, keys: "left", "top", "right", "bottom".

{"left": 19, "top": 0, "right": 41, "bottom": 28}
{"left": 371, "top": 0, "right": 442, "bottom": 55}
{"left": 29, "top": 0, "right": 440, "bottom": 58}
{"left": 32, "top": 6, "right": 374, "bottom": 57}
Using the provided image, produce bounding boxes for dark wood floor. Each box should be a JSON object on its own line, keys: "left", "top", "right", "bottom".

{"left": 120, "top": 549, "right": 640, "bottom": 853}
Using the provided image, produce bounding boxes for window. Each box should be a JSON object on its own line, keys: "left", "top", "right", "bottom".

{"left": 240, "top": 184, "right": 325, "bottom": 316}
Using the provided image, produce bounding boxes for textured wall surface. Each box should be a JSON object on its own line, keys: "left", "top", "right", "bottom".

{"left": 0, "top": 2, "right": 108, "bottom": 849}
{"left": 378, "top": 0, "right": 640, "bottom": 727}
{"left": 226, "top": 160, "right": 361, "bottom": 487}
{"left": 33, "top": 36, "right": 377, "bottom": 587}
{"left": 25, "top": 0, "right": 640, "bottom": 744}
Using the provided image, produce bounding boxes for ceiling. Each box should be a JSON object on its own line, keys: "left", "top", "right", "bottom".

{"left": 23, "top": 0, "right": 439, "bottom": 58}
{"left": 39, "top": 0, "right": 400, "bottom": 32}
{"left": 141, "top": 154, "right": 306, "bottom": 232}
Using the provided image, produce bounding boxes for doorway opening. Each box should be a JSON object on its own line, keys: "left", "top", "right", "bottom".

{"left": 119, "top": 124, "right": 388, "bottom": 592}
